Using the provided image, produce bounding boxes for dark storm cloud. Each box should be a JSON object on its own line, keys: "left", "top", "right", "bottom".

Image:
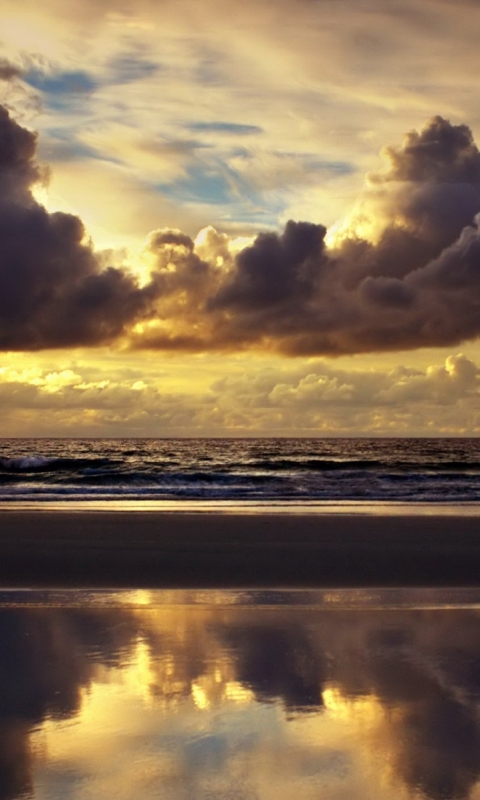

{"left": 4, "top": 107, "right": 480, "bottom": 354}
{"left": 371, "top": 115, "right": 480, "bottom": 184}
{"left": 210, "top": 220, "right": 327, "bottom": 310}
{"left": 0, "top": 106, "right": 163, "bottom": 350}
{"left": 0, "top": 106, "right": 40, "bottom": 201}
{"left": 133, "top": 116, "right": 480, "bottom": 356}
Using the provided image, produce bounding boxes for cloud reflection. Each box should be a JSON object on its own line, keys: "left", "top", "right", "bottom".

{"left": 0, "top": 603, "right": 138, "bottom": 799}
{"left": 0, "top": 592, "right": 480, "bottom": 798}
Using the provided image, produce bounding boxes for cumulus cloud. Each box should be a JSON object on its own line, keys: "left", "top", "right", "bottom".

{"left": 0, "top": 105, "right": 164, "bottom": 350}
{"left": 4, "top": 109, "right": 480, "bottom": 355}
{"left": 206, "top": 353, "right": 480, "bottom": 434}
{"left": 0, "top": 352, "right": 479, "bottom": 436}
{"left": 128, "top": 116, "right": 480, "bottom": 356}
{"left": 372, "top": 116, "right": 480, "bottom": 185}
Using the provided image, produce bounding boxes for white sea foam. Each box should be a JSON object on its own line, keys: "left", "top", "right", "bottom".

{"left": 0, "top": 456, "right": 57, "bottom": 471}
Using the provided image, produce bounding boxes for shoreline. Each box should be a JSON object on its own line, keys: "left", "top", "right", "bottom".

{"left": 2, "top": 500, "right": 480, "bottom": 515}
{"left": 1, "top": 509, "right": 480, "bottom": 588}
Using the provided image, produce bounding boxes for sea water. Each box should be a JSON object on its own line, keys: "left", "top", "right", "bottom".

{"left": 1, "top": 437, "right": 480, "bottom": 506}
{"left": 1, "top": 588, "right": 480, "bottom": 800}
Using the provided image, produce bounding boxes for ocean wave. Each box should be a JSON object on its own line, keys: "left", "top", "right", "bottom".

{"left": 2, "top": 438, "right": 480, "bottom": 503}
{"left": 252, "top": 458, "right": 480, "bottom": 472}
{"left": 0, "top": 455, "right": 115, "bottom": 473}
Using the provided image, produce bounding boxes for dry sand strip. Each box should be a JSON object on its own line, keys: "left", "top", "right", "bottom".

{"left": 0, "top": 510, "right": 480, "bottom": 588}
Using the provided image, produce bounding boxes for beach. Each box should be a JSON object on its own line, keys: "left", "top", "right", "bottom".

{"left": 1, "top": 509, "right": 480, "bottom": 588}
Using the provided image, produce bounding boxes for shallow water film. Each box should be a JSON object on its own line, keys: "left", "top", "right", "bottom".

{"left": 3, "top": 588, "right": 480, "bottom": 800}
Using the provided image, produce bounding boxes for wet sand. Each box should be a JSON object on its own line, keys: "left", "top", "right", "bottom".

{"left": 1, "top": 509, "right": 480, "bottom": 588}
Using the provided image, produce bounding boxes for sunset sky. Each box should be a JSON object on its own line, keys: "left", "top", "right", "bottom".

{"left": 2, "top": 0, "right": 480, "bottom": 436}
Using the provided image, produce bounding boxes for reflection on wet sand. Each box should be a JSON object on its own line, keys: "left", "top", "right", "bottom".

{"left": 1, "top": 590, "right": 480, "bottom": 799}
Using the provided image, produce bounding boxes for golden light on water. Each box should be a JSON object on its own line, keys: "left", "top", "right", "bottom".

{"left": 2, "top": 589, "right": 479, "bottom": 800}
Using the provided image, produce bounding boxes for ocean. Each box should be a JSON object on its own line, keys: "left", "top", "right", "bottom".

{"left": 1, "top": 436, "right": 480, "bottom": 506}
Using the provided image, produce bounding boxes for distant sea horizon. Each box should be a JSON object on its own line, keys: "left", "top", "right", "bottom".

{"left": 3, "top": 435, "right": 480, "bottom": 439}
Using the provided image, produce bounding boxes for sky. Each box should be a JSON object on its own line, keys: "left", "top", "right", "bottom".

{"left": 2, "top": 0, "right": 480, "bottom": 435}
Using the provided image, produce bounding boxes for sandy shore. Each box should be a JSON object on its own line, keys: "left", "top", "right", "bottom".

{"left": 0, "top": 509, "right": 480, "bottom": 588}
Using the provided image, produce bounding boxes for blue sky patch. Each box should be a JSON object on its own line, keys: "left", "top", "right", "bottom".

{"left": 158, "top": 164, "right": 234, "bottom": 206}
{"left": 25, "top": 69, "right": 96, "bottom": 95}
{"left": 24, "top": 69, "right": 96, "bottom": 112}
{"left": 156, "top": 159, "right": 287, "bottom": 230}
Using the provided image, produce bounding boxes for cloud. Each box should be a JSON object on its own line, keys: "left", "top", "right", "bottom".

{"left": 206, "top": 353, "right": 480, "bottom": 434}
{"left": 371, "top": 115, "right": 480, "bottom": 184}
{"left": 0, "top": 59, "right": 22, "bottom": 82}
{"left": 4, "top": 109, "right": 480, "bottom": 356}
{"left": 5, "top": 0, "right": 480, "bottom": 240}
{"left": 0, "top": 105, "right": 41, "bottom": 201}
{"left": 132, "top": 115, "right": 480, "bottom": 356}
{"left": 0, "top": 59, "right": 41, "bottom": 124}
{"left": 0, "top": 105, "right": 165, "bottom": 349}
{"left": 0, "top": 352, "right": 479, "bottom": 436}
{"left": 188, "top": 121, "right": 262, "bottom": 136}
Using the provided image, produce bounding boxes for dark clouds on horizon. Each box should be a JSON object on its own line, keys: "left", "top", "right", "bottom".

{"left": 2, "top": 104, "right": 480, "bottom": 355}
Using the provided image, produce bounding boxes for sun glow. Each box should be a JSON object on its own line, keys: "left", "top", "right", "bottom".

{"left": 325, "top": 208, "right": 386, "bottom": 249}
